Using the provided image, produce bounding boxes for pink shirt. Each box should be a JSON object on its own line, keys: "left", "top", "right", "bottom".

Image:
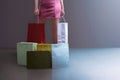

{"left": 39, "top": 0, "right": 61, "bottom": 19}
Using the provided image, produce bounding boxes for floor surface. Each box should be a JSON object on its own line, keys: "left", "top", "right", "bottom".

{"left": 0, "top": 48, "right": 120, "bottom": 80}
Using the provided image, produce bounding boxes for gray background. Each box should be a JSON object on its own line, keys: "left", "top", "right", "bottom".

{"left": 0, "top": 0, "right": 120, "bottom": 48}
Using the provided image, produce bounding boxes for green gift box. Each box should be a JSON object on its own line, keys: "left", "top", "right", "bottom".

{"left": 17, "top": 42, "right": 37, "bottom": 65}
{"left": 27, "top": 51, "right": 52, "bottom": 69}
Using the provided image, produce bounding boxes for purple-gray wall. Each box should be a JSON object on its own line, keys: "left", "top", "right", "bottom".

{"left": 1, "top": 0, "right": 120, "bottom": 48}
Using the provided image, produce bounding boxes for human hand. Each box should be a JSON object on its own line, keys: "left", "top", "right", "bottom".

{"left": 61, "top": 9, "right": 65, "bottom": 17}
{"left": 34, "top": 8, "right": 39, "bottom": 16}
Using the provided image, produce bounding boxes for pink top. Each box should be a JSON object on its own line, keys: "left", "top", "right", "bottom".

{"left": 40, "top": 0, "right": 60, "bottom": 3}
{"left": 39, "top": 0, "right": 62, "bottom": 19}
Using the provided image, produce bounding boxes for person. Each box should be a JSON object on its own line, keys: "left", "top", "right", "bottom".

{"left": 34, "top": 0, "right": 65, "bottom": 43}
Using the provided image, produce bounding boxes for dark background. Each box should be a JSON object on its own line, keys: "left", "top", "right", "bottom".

{"left": 1, "top": 0, "right": 120, "bottom": 48}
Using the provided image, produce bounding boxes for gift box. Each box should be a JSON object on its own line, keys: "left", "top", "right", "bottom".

{"left": 17, "top": 42, "right": 69, "bottom": 68}
{"left": 52, "top": 43, "right": 69, "bottom": 68}
{"left": 27, "top": 51, "right": 52, "bottom": 69}
{"left": 17, "top": 42, "right": 37, "bottom": 65}
{"left": 37, "top": 44, "right": 51, "bottom": 52}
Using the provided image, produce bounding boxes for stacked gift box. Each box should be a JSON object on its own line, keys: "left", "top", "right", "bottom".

{"left": 17, "top": 22, "right": 69, "bottom": 69}
{"left": 17, "top": 42, "right": 69, "bottom": 69}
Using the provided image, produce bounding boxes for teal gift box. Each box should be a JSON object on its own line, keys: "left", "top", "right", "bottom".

{"left": 52, "top": 43, "right": 69, "bottom": 68}
{"left": 17, "top": 42, "right": 37, "bottom": 65}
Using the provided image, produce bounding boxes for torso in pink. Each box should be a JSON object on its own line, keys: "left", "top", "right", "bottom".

{"left": 39, "top": 0, "right": 61, "bottom": 19}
